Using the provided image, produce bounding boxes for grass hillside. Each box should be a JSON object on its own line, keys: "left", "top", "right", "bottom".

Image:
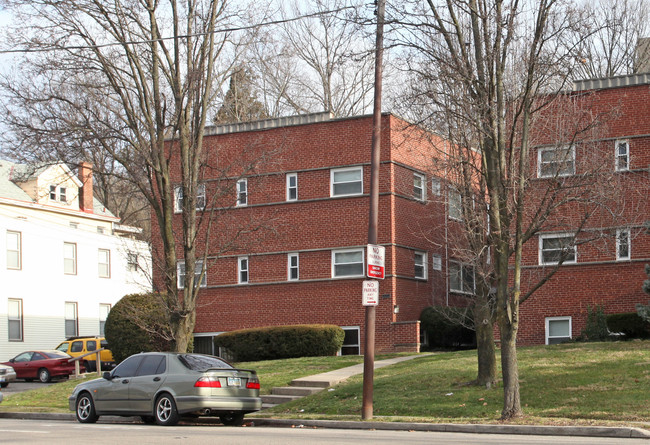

{"left": 2, "top": 341, "right": 649, "bottom": 427}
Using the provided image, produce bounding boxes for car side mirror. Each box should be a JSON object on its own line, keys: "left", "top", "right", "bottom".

{"left": 9, "top": 359, "right": 14, "bottom": 363}
{"left": 102, "top": 371, "right": 113, "bottom": 380}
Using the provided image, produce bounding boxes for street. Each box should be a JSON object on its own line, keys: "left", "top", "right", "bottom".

{"left": 0, "top": 418, "right": 648, "bottom": 445}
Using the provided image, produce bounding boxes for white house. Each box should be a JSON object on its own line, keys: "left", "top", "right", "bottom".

{"left": 0, "top": 160, "right": 151, "bottom": 361}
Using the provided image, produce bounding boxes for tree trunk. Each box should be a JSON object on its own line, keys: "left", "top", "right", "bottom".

{"left": 475, "top": 303, "right": 497, "bottom": 388}
{"left": 171, "top": 309, "right": 196, "bottom": 353}
{"left": 499, "top": 317, "right": 522, "bottom": 419}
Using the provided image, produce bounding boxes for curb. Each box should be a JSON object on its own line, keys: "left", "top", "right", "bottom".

{"left": 1, "top": 412, "right": 649, "bottom": 438}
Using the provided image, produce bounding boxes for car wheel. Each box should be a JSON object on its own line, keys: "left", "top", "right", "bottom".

{"left": 38, "top": 368, "right": 51, "bottom": 383}
{"left": 141, "top": 416, "right": 156, "bottom": 424}
{"left": 220, "top": 413, "right": 245, "bottom": 426}
{"left": 76, "top": 392, "right": 99, "bottom": 423}
{"left": 154, "top": 393, "right": 179, "bottom": 426}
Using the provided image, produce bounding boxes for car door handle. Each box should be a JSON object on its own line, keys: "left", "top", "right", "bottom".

{"left": 153, "top": 377, "right": 161, "bottom": 382}
{"left": 122, "top": 379, "right": 129, "bottom": 384}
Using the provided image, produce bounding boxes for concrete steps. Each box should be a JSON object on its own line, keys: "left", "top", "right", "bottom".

{"left": 261, "top": 382, "right": 327, "bottom": 408}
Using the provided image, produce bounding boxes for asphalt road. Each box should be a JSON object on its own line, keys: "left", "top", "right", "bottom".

{"left": 2, "top": 380, "right": 56, "bottom": 394}
{"left": 1, "top": 418, "right": 649, "bottom": 445}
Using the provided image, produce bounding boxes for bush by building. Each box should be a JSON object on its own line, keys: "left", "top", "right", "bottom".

{"left": 606, "top": 312, "right": 650, "bottom": 339}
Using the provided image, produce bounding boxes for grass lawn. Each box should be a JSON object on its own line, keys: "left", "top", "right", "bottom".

{"left": 2, "top": 342, "right": 650, "bottom": 427}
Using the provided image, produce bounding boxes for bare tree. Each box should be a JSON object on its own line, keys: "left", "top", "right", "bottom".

{"left": 0, "top": 0, "right": 275, "bottom": 352}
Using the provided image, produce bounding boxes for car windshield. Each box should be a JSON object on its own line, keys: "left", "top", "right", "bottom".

{"left": 178, "top": 354, "right": 233, "bottom": 371}
{"left": 43, "top": 351, "right": 71, "bottom": 359}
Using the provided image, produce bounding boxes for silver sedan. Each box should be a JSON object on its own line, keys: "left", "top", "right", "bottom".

{"left": 69, "top": 352, "right": 262, "bottom": 426}
{"left": 0, "top": 364, "right": 17, "bottom": 388}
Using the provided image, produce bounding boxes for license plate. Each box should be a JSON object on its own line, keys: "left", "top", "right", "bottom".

{"left": 227, "top": 377, "right": 241, "bottom": 387}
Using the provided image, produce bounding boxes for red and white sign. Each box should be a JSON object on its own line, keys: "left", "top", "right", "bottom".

{"left": 367, "top": 244, "right": 385, "bottom": 279}
{"left": 362, "top": 280, "right": 379, "bottom": 306}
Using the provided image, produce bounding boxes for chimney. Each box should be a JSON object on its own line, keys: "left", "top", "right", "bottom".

{"left": 78, "top": 161, "right": 94, "bottom": 213}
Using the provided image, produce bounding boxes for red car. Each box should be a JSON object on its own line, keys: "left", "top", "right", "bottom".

{"left": 2, "top": 350, "right": 76, "bottom": 383}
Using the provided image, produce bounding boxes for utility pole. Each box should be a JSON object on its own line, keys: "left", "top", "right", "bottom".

{"left": 362, "top": 0, "right": 385, "bottom": 421}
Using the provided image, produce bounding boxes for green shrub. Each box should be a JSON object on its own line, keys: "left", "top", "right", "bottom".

{"left": 213, "top": 325, "right": 344, "bottom": 362}
{"left": 579, "top": 305, "right": 610, "bottom": 342}
{"left": 607, "top": 312, "right": 650, "bottom": 339}
{"left": 420, "top": 306, "right": 475, "bottom": 350}
{"left": 104, "top": 292, "right": 173, "bottom": 363}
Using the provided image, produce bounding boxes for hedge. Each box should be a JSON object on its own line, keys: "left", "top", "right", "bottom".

{"left": 420, "top": 306, "right": 476, "bottom": 350}
{"left": 213, "top": 324, "right": 344, "bottom": 362}
{"left": 606, "top": 312, "right": 650, "bottom": 339}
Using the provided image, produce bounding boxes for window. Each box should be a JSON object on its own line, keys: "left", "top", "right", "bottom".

{"left": 65, "top": 302, "right": 78, "bottom": 337}
{"left": 546, "top": 316, "right": 572, "bottom": 345}
{"left": 59, "top": 187, "right": 67, "bottom": 202}
{"left": 448, "top": 189, "right": 462, "bottom": 220}
{"left": 64, "top": 242, "right": 77, "bottom": 275}
{"left": 331, "top": 167, "right": 363, "bottom": 197}
{"left": 8, "top": 298, "right": 23, "bottom": 341}
{"left": 431, "top": 178, "right": 441, "bottom": 196}
{"left": 98, "top": 249, "right": 110, "bottom": 278}
{"left": 414, "top": 251, "right": 427, "bottom": 280}
{"left": 288, "top": 253, "right": 299, "bottom": 281}
{"left": 449, "top": 261, "right": 475, "bottom": 293}
{"left": 97, "top": 226, "right": 105, "bottom": 234}
{"left": 177, "top": 260, "right": 207, "bottom": 288}
{"left": 286, "top": 173, "right": 298, "bottom": 201}
{"left": 332, "top": 249, "right": 364, "bottom": 278}
{"left": 6, "top": 230, "right": 21, "bottom": 270}
{"left": 432, "top": 254, "right": 442, "bottom": 271}
{"left": 127, "top": 253, "right": 139, "bottom": 271}
{"left": 616, "top": 140, "right": 629, "bottom": 171}
{"left": 538, "top": 145, "right": 575, "bottom": 177}
{"left": 49, "top": 185, "right": 57, "bottom": 200}
{"left": 237, "top": 179, "right": 248, "bottom": 206}
{"left": 99, "top": 304, "right": 111, "bottom": 336}
{"left": 617, "top": 229, "right": 631, "bottom": 260}
{"left": 238, "top": 256, "right": 249, "bottom": 284}
{"left": 174, "top": 184, "right": 206, "bottom": 213}
{"left": 340, "top": 327, "right": 360, "bottom": 355}
{"left": 50, "top": 185, "right": 67, "bottom": 202}
{"left": 414, "top": 173, "right": 425, "bottom": 201}
{"left": 539, "top": 234, "right": 576, "bottom": 265}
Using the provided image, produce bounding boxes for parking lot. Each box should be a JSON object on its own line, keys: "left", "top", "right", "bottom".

{"left": 2, "top": 380, "right": 56, "bottom": 395}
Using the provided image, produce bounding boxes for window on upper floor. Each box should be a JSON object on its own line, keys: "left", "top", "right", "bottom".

{"left": 286, "top": 173, "right": 298, "bottom": 201}
{"left": 65, "top": 302, "right": 78, "bottom": 338}
{"left": 64, "top": 242, "right": 77, "bottom": 275}
{"left": 238, "top": 256, "right": 249, "bottom": 284}
{"left": 98, "top": 248, "right": 111, "bottom": 278}
{"left": 448, "top": 189, "right": 462, "bottom": 220}
{"left": 99, "top": 304, "right": 111, "bottom": 336}
{"left": 288, "top": 253, "right": 299, "bottom": 281}
{"left": 616, "top": 229, "right": 631, "bottom": 260}
{"left": 431, "top": 178, "right": 441, "bottom": 196}
{"left": 546, "top": 316, "right": 572, "bottom": 345}
{"left": 432, "top": 254, "right": 442, "bottom": 271}
{"left": 332, "top": 249, "right": 364, "bottom": 278}
{"left": 538, "top": 145, "right": 575, "bottom": 178}
{"left": 127, "top": 253, "right": 139, "bottom": 271}
{"left": 6, "top": 230, "right": 21, "bottom": 270}
{"left": 237, "top": 179, "right": 248, "bottom": 206}
{"left": 49, "top": 185, "right": 67, "bottom": 202}
{"left": 449, "top": 261, "right": 475, "bottom": 294}
{"left": 8, "top": 298, "right": 23, "bottom": 341}
{"left": 414, "top": 173, "right": 425, "bottom": 202}
{"left": 331, "top": 167, "right": 363, "bottom": 197}
{"left": 174, "top": 183, "right": 206, "bottom": 213}
{"left": 539, "top": 233, "right": 576, "bottom": 265}
{"left": 59, "top": 187, "right": 67, "bottom": 202}
{"left": 615, "top": 140, "right": 629, "bottom": 172}
{"left": 414, "top": 251, "right": 427, "bottom": 280}
{"left": 49, "top": 185, "right": 57, "bottom": 200}
{"left": 177, "top": 260, "right": 207, "bottom": 289}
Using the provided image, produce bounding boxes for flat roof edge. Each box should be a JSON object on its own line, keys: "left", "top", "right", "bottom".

{"left": 573, "top": 73, "right": 650, "bottom": 91}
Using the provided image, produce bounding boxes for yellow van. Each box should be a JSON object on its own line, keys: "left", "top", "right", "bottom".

{"left": 55, "top": 337, "right": 115, "bottom": 372}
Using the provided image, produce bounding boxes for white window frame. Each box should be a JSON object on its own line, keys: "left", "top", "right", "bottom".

{"left": 448, "top": 189, "right": 463, "bottom": 220}
{"left": 431, "top": 178, "right": 441, "bottom": 196}
{"left": 236, "top": 179, "right": 248, "bottom": 207}
{"left": 538, "top": 145, "right": 575, "bottom": 178}
{"left": 539, "top": 233, "right": 576, "bottom": 265}
{"left": 174, "top": 184, "right": 206, "bottom": 213}
{"left": 59, "top": 187, "right": 67, "bottom": 203}
{"left": 414, "top": 173, "right": 426, "bottom": 201}
{"left": 339, "top": 326, "right": 360, "bottom": 355}
{"left": 449, "top": 261, "right": 475, "bottom": 294}
{"left": 6, "top": 230, "right": 21, "bottom": 270}
{"left": 127, "top": 253, "right": 139, "bottom": 271}
{"left": 616, "top": 229, "right": 631, "bottom": 260}
{"left": 432, "top": 254, "right": 442, "bottom": 271}
{"left": 331, "top": 248, "right": 365, "bottom": 278}
{"left": 288, "top": 253, "right": 299, "bottom": 281}
{"left": 177, "top": 260, "right": 207, "bottom": 289}
{"left": 238, "top": 256, "right": 249, "bottom": 284}
{"left": 545, "top": 316, "right": 572, "bottom": 345}
{"left": 615, "top": 140, "right": 629, "bottom": 172}
{"left": 49, "top": 185, "right": 57, "bottom": 200}
{"left": 64, "top": 242, "right": 77, "bottom": 275}
{"left": 65, "top": 302, "right": 78, "bottom": 338}
{"left": 8, "top": 298, "right": 23, "bottom": 341}
{"left": 196, "top": 183, "right": 206, "bottom": 210}
{"left": 330, "top": 167, "right": 363, "bottom": 197}
{"left": 98, "top": 248, "right": 111, "bottom": 278}
{"left": 414, "top": 251, "right": 427, "bottom": 280}
{"left": 286, "top": 173, "right": 298, "bottom": 201}
{"left": 99, "top": 304, "right": 111, "bottom": 336}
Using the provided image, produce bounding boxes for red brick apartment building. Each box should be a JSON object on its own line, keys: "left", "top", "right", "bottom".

{"left": 157, "top": 74, "right": 650, "bottom": 354}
